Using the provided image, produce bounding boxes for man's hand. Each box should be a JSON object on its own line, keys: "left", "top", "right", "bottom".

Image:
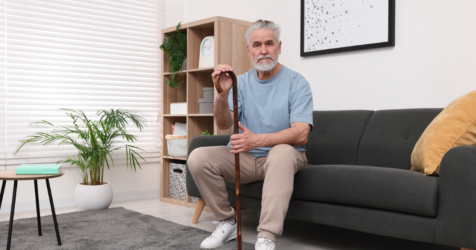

{"left": 211, "top": 64, "right": 234, "bottom": 97}
{"left": 230, "top": 122, "right": 265, "bottom": 154}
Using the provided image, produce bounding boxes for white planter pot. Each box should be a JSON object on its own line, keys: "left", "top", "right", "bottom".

{"left": 74, "top": 182, "right": 113, "bottom": 210}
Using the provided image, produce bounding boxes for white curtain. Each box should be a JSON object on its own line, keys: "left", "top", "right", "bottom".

{"left": 0, "top": 0, "right": 163, "bottom": 168}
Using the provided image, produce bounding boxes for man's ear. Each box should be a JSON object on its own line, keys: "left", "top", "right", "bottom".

{"left": 278, "top": 41, "right": 282, "bottom": 54}
{"left": 247, "top": 45, "right": 251, "bottom": 58}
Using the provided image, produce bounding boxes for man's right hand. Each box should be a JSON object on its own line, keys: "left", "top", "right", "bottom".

{"left": 211, "top": 64, "right": 234, "bottom": 96}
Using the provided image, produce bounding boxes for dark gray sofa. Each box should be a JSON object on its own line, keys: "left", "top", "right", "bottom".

{"left": 186, "top": 109, "right": 476, "bottom": 249}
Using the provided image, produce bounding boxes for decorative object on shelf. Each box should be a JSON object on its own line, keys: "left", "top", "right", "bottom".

{"left": 160, "top": 22, "right": 187, "bottom": 88}
{"left": 166, "top": 122, "right": 187, "bottom": 157}
{"left": 165, "top": 135, "right": 187, "bottom": 157}
{"left": 199, "top": 87, "right": 214, "bottom": 114}
{"left": 14, "top": 108, "right": 148, "bottom": 210}
{"left": 169, "top": 163, "right": 187, "bottom": 201}
{"left": 202, "top": 87, "right": 214, "bottom": 99}
{"left": 199, "top": 36, "right": 215, "bottom": 68}
{"left": 201, "top": 130, "right": 212, "bottom": 136}
{"left": 301, "top": 0, "right": 395, "bottom": 57}
{"left": 198, "top": 99, "right": 214, "bottom": 114}
{"left": 170, "top": 102, "right": 187, "bottom": 114}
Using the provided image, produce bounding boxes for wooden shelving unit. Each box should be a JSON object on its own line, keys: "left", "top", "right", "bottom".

{"left": 160, "top": 17, "right": 253, "bottom": 210}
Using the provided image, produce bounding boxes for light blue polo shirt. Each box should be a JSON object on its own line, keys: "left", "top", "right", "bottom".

{"left": 227, "top": 65, "right": 313, "bottom": 157}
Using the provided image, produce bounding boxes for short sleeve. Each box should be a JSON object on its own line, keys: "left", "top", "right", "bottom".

{"left": 289, "top": 75, "right": 314, "bottom": 131}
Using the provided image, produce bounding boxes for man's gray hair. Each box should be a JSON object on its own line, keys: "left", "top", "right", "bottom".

{"left": 245, "top": 20, "right": 281, "bottom": 45}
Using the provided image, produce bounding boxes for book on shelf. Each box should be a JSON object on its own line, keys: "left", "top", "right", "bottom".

{"left": 16, "top": 164, "right": 63, "bottom": 175}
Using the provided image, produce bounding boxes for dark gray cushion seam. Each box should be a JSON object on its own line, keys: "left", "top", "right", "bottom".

{"left": 353, "top": 111, "right": 374, "bottom": 165}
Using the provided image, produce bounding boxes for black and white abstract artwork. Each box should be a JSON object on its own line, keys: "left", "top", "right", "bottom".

{"left": 301, "top": 0, "right": 395, "bottom": 57}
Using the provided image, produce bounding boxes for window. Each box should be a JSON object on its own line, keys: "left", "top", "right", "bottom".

{"left": 0, "top": 0, "right": 163, "bottom": 168}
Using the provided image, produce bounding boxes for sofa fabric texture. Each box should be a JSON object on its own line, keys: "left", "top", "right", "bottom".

{"left": 356, "top": 109, "right": 442, "bottom": 170}
{"left": 186, "top": 109, "right": 476, "bottom": 249}
{"left": 411, "top": 90, "right": 476, "bottom": 175}
{"left": 294, "top": 164, "right": 439, "bottom": 217}
{"left": 305, "top": 110, "right": 374, "bottom": 165}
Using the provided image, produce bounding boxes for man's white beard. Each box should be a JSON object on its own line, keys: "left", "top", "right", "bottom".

{"left": 253, "top": 54, "right": 279, "bottom": 71}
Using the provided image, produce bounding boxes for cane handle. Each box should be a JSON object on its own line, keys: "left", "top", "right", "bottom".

{"left": 213, "top": 71, "right": 237, "bottom": 94}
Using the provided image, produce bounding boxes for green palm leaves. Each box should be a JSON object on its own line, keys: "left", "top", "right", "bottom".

{"left": 14, "top": 108, "right": 148, "bottom": 185}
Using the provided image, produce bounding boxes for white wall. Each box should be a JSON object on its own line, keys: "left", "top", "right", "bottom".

{"left": 171, "top": 0, "right": 476, "bottom": 110}
{"left": 165, "top": 0, "right": 185, "bottom": 29}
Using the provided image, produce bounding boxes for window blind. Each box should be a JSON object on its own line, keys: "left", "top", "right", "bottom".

{"left": 0, "top": 0, "right": 163, "bottom": 168}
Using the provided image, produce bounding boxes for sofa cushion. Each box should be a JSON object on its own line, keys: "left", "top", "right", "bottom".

{"left": 356, "top": 109, "right": 442, "bottom": 170}
{"left": 294, "top": 164, "right": 439, "bottom": 217}
{"left": 306, "top": 110, "right": 374, "bottom": 165}
{"left": 411, "top": 90, "right": 476, "bottom": 175}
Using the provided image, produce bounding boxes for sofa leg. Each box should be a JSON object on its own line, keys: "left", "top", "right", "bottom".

{"left": 192, "top": 198, "right": 206, "bottom": 224}
{"left": 461, "top": 248, "right": 474, "bottom": 250}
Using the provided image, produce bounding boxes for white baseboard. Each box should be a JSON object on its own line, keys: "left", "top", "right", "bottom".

{"left": 0, "top": 189, "right": 160, "bottom": 214}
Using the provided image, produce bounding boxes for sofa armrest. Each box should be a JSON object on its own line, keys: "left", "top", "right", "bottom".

{"left": 185, "top": 135, "right": 231, "bottom": 198}
{"left": 436, "top": 145, "right": 476, "bottom": 249}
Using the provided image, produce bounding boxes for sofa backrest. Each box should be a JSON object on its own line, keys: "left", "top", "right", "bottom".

{"left": 306, "top": 110, "right": 374, "bottom": 165}
{"left": 356, "top": 108, "right": 442, "bottom": 170}
{"left": 306, "top": 109, "right": 443, "bottom": 170}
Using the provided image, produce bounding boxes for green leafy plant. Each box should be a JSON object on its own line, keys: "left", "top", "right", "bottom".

{"left": 14, "top": 109, "right": 148, "bottom": 186}
{"left": 201, "top": 130, "right": 212, "bottom": 136}
{"left": 160, "top": 22, "right": 187, "bottom": 89}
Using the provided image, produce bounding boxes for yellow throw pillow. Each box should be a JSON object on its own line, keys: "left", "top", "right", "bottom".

{"left": 411, "top": 90, "right": 476, "bottom": 175}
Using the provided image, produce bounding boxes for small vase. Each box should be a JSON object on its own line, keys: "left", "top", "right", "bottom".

{"left": 74, "top": 182, "right": 113, "bottom": 210}
{"left": 181, "top": 58, "right": 187, "bottom": 70}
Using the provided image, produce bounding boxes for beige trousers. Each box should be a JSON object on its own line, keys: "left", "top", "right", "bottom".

{"left": 188, "top": 144, "right": 308, "bottom": 242}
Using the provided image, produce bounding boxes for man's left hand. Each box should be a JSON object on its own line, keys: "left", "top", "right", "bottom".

{"left": 230, "top": 122, "right": 265, "bottom": 154}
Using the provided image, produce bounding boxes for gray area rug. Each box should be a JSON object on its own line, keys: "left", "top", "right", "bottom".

{"left": 0, "top": 207, "right": 254, "bottom": 250}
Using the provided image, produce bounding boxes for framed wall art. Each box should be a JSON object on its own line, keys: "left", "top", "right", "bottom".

{"left": 301, "top": 0, "right": 395, "bottom": 57}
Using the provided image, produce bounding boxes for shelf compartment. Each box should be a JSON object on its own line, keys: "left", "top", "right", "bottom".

{"left": 187, "top": 25, "right": 215, "bottom": 70}
{"left": 187, "top": 116, "right": 215, "bottom": 145}
{"left": 163, "top": 73, "right": 187, "bottom": 115}
{"left": 188, "top": 71, "right": 215, "bottom": 114}
{"left": 162, "top": 158, "right": 187, "bottom": 200}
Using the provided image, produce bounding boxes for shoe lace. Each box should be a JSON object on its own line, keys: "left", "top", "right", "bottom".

{"left": 208, "top": 221, "right": 229, "bottom": 239}
{"left": 257, "top": 236, "right": 274, "bottom": 250}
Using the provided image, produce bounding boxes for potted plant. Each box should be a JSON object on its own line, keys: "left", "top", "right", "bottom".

{"left": 14, "top": 108, "right": 147, "bottom": 210}
{"left": 160, "top": 22, "right": 187, "bottom": 88}
{"left": 201, "top": 130, "right": 213, "bottom": 136}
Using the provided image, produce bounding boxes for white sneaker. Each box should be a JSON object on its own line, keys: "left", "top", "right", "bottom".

{"left": 200, "top": 218, "right": 237, "bottom": 249}
{"left": 255, "top": 236, "right": 276, "bottom": 250}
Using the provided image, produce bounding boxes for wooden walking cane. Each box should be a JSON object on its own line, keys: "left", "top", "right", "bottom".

{"left": 213, "top": 71, "right": 242, "bottom": 250}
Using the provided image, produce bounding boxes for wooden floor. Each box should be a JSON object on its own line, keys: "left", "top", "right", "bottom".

{"left": 0, "top": 198, "right": 459, "bottom": 250}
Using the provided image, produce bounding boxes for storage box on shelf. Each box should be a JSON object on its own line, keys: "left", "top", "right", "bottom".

{"left": 160, "top": 17, "right": 254, "bottom": 214}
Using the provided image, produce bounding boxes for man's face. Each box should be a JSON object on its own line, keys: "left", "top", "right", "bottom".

{"left": 247, "top": 29, "right": 281, "bottom": 71}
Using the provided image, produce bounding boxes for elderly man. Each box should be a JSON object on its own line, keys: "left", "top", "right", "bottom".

{"left": 188, "top": 19, "right": 313, "bottom": 250}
